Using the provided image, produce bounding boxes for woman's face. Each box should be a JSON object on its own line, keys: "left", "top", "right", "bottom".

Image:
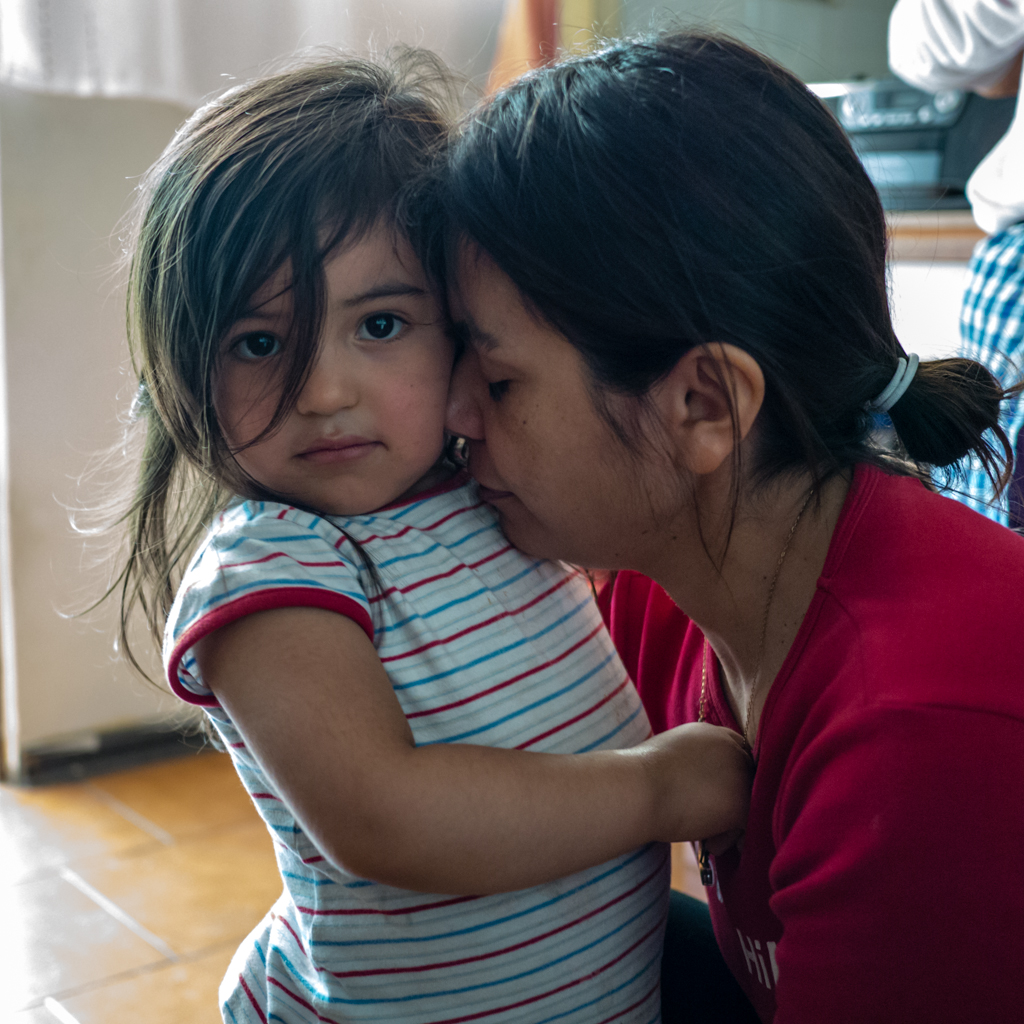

{"left": 446, "top": 247, "right": 681, "bottom": 568}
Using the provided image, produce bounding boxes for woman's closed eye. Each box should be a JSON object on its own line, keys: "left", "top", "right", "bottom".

{"left": 358, "top": 312, "right": 406, "bottom": 341}
{"left": 233, "top": 332, "right": 282, "bottom": 361}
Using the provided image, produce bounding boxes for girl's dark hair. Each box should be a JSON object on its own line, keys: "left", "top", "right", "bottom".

{"left": 421, "top": 31, "right": 1018, "bottom": 507}
{"left": 111, "top": 49, "right": 456, "bottom": 675}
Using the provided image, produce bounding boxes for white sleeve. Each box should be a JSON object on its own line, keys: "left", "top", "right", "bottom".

{"left": 889, "top": 0, "right": 1024, "bottom": 92}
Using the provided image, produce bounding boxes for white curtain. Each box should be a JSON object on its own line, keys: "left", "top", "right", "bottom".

{"left": 0, "top": 0, "right": 504, "bottom": 108}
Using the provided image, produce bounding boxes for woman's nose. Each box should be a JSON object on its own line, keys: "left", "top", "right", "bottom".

{"left": 446, "top": 348, "right": 486, "bottom": 441}
{"left": 295, "top": 341, "right": 357, "bottom": 416}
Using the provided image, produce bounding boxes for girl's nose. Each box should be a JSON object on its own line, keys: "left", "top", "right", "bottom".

{"left": 446, "top": 348, "right": 486, "bottom": 441}
{"left": 295, "top": 341, "right": 357, "bottom": 416}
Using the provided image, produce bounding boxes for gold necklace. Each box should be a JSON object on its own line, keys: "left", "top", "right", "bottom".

{"left": 696, "top": 488, "right": 813, "bottom": 885}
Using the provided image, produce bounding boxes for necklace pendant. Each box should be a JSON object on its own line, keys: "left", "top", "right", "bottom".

{"left": 698, "top": 842, "right": 715, "bottom": 886}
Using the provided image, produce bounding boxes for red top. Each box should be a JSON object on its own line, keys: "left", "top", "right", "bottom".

{"left": 599, "top": 464, "right": 1024, "bottom": 1023}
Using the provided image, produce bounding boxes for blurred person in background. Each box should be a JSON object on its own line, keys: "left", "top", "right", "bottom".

{"left": 890, "top": 0, "right": 1024, "bottom": 527}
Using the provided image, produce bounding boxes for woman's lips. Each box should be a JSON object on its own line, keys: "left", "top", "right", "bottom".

{"left": 477, "top": 484, "right": 515, "bottom": 503}
{"left": 297, "top": 437, "right": 381, "bottom": 465}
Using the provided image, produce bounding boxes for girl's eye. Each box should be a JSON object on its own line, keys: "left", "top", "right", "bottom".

{"left": 488, "top": 380, "right": 511, "bottom": 401}
{"left": 358, "top": 313, "right": 406, "bottom": 341}
{"left": 235, "top": 333, "right": 281, "bottom": 360}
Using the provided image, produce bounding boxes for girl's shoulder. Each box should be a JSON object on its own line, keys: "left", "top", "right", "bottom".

{"left": 325, "top": 474, "right": 510, "bottom": 567}
{"left": 331, "top": 470, "right": 491, "bottom": 535}
{"left": 202, "top": 472, "right": 489, "bottom": 552}
{"left": 212, "top": 497, "right": 344, "bottom": 541}
{"left": 163, "top": 498, "right": 376, "bottom": 704}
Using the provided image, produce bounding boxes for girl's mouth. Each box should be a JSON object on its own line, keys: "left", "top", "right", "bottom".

{"left": 297, "top": 437, "right": 382, "bottom": 465}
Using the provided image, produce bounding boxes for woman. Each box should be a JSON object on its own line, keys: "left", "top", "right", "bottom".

{"left": 428, "top": 31, "right": 1024, "bottom": 1024}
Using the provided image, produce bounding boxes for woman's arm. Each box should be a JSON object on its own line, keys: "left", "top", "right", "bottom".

{"left": 195, "top": 605, "right": 751, "bottom": 894}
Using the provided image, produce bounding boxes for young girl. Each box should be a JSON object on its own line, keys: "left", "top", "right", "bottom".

{"left": 115, "top": 51, "right": 750, "bottom": 1023}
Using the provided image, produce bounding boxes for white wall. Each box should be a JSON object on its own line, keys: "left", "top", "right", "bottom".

{"left": 889, "top": 262, "right": 970, "bottom": 361}
{"left": 0, "top": 88, "right": 194, "bottom": 759}
{"left": 623, "top": 0, "right": 899, "bottom": 83}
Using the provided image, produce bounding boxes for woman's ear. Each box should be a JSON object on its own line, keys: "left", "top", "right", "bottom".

{"left": 652, "top": 344, "right": 765, "bottom": 476}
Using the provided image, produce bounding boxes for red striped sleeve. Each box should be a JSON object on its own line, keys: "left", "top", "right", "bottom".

{"left": 166, "top": 587, "right": 373, "bottom": 707}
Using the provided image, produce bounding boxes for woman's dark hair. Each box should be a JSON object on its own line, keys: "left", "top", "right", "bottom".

{"left": 420, "top": 31, "right": 1018, "bottom": 505}
{"left": 108, "top": 49, "right": 456, "bottom": 675}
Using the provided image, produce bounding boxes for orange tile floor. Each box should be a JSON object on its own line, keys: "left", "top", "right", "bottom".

{"left": 2, "top": 751, "right": 280, "bottom": 1023}
{"left": 3, "top": 750, "right": 704, "bottom": 1023}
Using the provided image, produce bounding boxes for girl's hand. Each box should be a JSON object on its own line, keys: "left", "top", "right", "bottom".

{"left": 641, "top": 722, "right": 753, "bottom": 845}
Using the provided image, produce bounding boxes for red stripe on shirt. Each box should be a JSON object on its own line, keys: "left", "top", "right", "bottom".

{"left": 239, "top": 975, "right": 268, "bottom": 1023}
{"left": 427, "top": 914, "right": 665, "bottom": 1024}
{"left": 267, "top": 977, "right": 336, "bottom": 1022}
{"left": 327, "top": 852, "right": 666, "bottom": 978}
{"left": 216, "top": 551, "right": 356, "bottom": 572}
{"left": 515, "top": 676, "right": 631, "bottom": 750}
{"left": 351, "top": 501, "right": 484, "bottom": 548}
{"left": 278, "top": 914, "right": 308, "bottom": 957}
{"left": 267, "top": 922, "right": 660, "bottom": 1024}
{"left": 406, "top": 622, "right": 603, "bottom": 719}
{"left": 369, "top": 561, "right": 465, "bottom": 605}
{"left": 594, "top": 980, "right": 660, "bottom": 1024}
{"left": 383, "top": 573, "right": 575, "bottom": 666}
{"left": 296, "top": 894, "right": 480, "bottom": 917}
{"left": 368, "top": 545, "right": 512, "bottom": 605}
{"left": 167, "top": 587, "right": 373, "bottom": 707}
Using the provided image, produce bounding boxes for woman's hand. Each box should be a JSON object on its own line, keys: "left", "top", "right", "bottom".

{"left": 641, "top": 722, "right": 753, "bottom": 845}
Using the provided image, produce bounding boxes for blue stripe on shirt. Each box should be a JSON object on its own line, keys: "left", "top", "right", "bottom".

{"left": 391, "top": 597, "right": 590, "bottom": 691}
{"left": 311, "top": 846, "right": 655, "bottom": 948}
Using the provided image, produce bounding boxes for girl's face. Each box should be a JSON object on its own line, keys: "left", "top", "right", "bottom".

{"left": 215, "top": 227, "right": 454, "bottom": 516}
{"left": 446, "top": 248, "right": 681, "bottom": 569}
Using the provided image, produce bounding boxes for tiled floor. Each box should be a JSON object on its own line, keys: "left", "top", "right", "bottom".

{"left": 672, "top": 840, "right": 708, "bottom": 906}
{"left": 2, "top": 751, "right": 280, "bottom": 1023}
{"left": 3, "top": 750, "right": 704, "bottom": 1023}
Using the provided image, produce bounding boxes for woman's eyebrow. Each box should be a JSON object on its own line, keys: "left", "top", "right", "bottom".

{"left": 342, "top": 283, "right": 427, "bottom": 307}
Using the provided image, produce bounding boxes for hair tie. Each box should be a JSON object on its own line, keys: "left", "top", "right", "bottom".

{"left": 130, "top": 379, "right": 151, "bottom": 421}
{"left": 866, "top": 354, "right": 919, "bottom": 413}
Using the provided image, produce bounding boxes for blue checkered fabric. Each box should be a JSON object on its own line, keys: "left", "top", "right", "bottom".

{"left": 955, "top": 222, "right": 1024, "bottom": 526}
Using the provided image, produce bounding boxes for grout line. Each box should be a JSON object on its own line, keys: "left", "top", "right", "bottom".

{"left": 85, "top": 783, "right": 176, "bottom": 845}
{"left": 42, "top": 998, "right": 82, "bottom": 1024}
{"left": 58, "top": 866, "right": 180, "bottom": 962}
{"left": 17, "top": 939, "right": 243, "bottom": 1014}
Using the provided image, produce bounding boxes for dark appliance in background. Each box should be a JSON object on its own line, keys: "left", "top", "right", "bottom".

{"left": 811, "top": 78, "right": 1016, "bottom": 211}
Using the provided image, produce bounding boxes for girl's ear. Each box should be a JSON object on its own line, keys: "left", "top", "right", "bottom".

{"left": 652, "top": 344, "right": 765, "bottom": 476}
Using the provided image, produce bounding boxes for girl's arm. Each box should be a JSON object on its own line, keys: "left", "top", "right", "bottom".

{"left": 195, "top": 605, "right": 750, "bottom": 895}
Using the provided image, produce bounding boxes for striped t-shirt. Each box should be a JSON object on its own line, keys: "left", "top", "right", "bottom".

{"left": 164, "top": 472, "right": 668, "bottom": 1024}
